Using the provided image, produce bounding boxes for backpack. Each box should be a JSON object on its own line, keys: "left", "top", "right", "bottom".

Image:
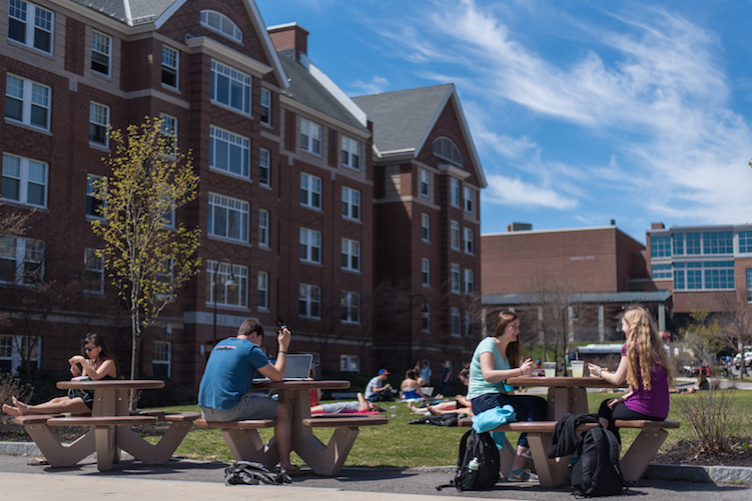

{"left": 570, "top": 426, "right": 625, "bottom": 497}
{"left": 224, "top": 461, "right": 292, "bottom": 486}
{"left": 438, "top": 429, "right": 500, "bottom": 492}
{"left": 407, "top": 412, "right": 460, "bottom": 427}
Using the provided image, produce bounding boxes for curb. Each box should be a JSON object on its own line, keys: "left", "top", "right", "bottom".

{"left": 0, "top": 441, "right": 134, "bottom": 461}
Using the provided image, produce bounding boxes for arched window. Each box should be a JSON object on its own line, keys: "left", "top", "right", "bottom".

{"left": 200, "top": 10, "right": 242, "bottom": 44}
{"left": 433, "top": 137, "right": 463, "bottom": 167}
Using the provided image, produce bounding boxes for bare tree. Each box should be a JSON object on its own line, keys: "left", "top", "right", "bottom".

{"left": 715, "top": 290, "right": 752, "bottom": 379}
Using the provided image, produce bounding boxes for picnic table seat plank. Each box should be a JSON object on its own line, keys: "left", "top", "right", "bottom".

{"left": 302, "top": 416, "right": 389, "bottom": 427}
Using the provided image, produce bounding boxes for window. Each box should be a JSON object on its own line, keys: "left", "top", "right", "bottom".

{"left": 703, "top": 232, "right": 733, "bottom": 254}
{"left": 299, "top": 283, "right": 321, "bottom": 318}
{"left": 91, "top": 30, "right": 111, "bottom": 76}
{"left": 2, "top": 153, "right": 46, "bottom": 208}
{"left": 747, "top": 269, "right": 752, "bottom": 302}
{"left": 341, "top": 291, "right": 360, "bottom": 323}
{"left": 0, "top": 334, "right": 40, "bottom": 373}
{"left": 158, "top": 114, "right": 177, "bottom": 157}
{"left": 672, "top": 234, "right": 684, "bottom": 255}
{"left": 8, "top": 0, "right": 53, "bottom": 54}
{"left": 5, "top": 74, "right": 50, "bottom": 130}
{"left": 450, "top": 263, "right": 461, "bottom": 294}
{"left": 740, "top": 231, "right": 752, "bottom": 254}
{"left": 258, "top": 209, "right": 270, "bottom": 248}
{"left": 463, "top": 187, "right": 474, "bottom": 214}
{"left": 152, "top": 341, "right": 171, "bottom": 378}
{"left": 300, "top": 173, "right": 322, "bottom": 209}
{"left": 0, "top": 235, "right": 44, "bottom": 285}
{"left": 89, "top": 102, "right": 109, "bottom": 146}
{"left": 464, "top": 312, "right": 475, "bottom": 338}
{"left": 686, "top": 233, "right": 702, "bottom": 255}
{"left": 260, "top": 88, "right": 271, "bottom": 125}
{"left": 421, "top": 214, "right": 430, "bottom": 242}
{"left": 206, "top": 260, "right": 248, "bottom": 307}
{"left": 464, "top": 269, "right": 475, "bottom": 294}
{"left": 421, "top": 304, "right": 430, "bottom": 331}
{"left": 259, "top": 148, "right": 270, "bottom": 186}
{"left": 340, "top": 354, "right": 359, "bottom": 372}
{"left": 450, "top": 221, "right": 461, "bottom": 250}
{"left": 419, "top": 169, "right": 431, "bottom": 198}
{"left": 209, "top": 126, "right": 249, "bottom": 178}
{"left": 155, "top": 258, "right": 174, "bottom": 299}
{"left": 463, "top": 228, "right": 474, "bottom": 254}
{"left": 200, "top": 10, "right": 242, "bottom": 43}
{"left": 673, "top": 261, "right": 734, "bottom": 290}
{"left": 450, "top": 178, "right": 460, "bottom": 207}
{"left": 651, "top": 264, "right": 672, "bottom": 280}
{"left": 83, "top": 248, "right": 104, "bottom": 294}
{"left": 211, "top": 60, "right": 251, "bottom": 114}
{"left": 257, "top": 271, "right": 269, "bottom": 310}
{"left": 433, "top": 137, "right": 463, "bottom": 166}
{"left": 341, "top": 238, "right": 360, "bottom": 272}
{"left": 341, "top": 187, "right": 361, "bottom": 221}
{"left": 341, "top": 135, "right": 361, "bottom": 170}
{"left": 161, "top": 45, "right": 179, "bottom": 88}
{"left": 300, "top": 118, "right": 322, "bottom": 155}
{"left": 208, "top": 192, "right": 249, "bottom": 243}
{"left": 299, "top": 228, "right": 322, "bottom": 264}
{"left": 86, "top": 174, "right": 105, "bottom": 218}
{"left": 421, "top": 258, "right": 430, "bottom": 287}
{"left": 451, "top": 308, "right": 461, "bottom": 337}
{"left": 650, "top": 236, "right": 671, "bottom": 258}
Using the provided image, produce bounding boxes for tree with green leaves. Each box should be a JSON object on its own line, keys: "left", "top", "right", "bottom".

{"left": 90, "top": 117, "right": 201, "bottom": 388}
{"left": 680, "top": 309, "right": 723, "bottom": 363}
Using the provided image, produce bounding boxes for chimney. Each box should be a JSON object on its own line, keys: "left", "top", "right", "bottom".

{"left": 507, "top": 223, "right": 533, "bottom": 232}
{"left": 268, "top": 23, "right": 309, "bottom": 61}
{"left": 651, "top": 222, "right": 665, "bottom": 230}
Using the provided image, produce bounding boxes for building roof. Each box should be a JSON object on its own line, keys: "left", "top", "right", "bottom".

{"left": 70, "top": 0, "right": 175, "bottom": 25}
{"left": 482, "top": 290, "right": 673, "bottom": 306}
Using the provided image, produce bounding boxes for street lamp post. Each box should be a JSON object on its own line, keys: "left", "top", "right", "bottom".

{"left": 213, "top": 259, "right": 237, "bottom": 346}
{"left": 408, "top": 293, "right": 428, "bottom": 370}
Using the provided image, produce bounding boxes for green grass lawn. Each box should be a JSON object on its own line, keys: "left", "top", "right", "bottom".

{"left": 146, "top": 389, "right": 752, "bottom": 468}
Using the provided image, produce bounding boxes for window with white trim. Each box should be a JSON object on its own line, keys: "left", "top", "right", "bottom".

{"left": 421, "top": 258, "right": 430, "bottom": 287}
{"left": 300, "top": 118, "right": 322, "bottom": 155}
{"left": 208, "top": 192, "right": 249, "bottom": 243}
{"left": 464, "top": 269, "right": 475, "bottom": 295}
{"left": 5, "top": 74, "right": 50, "bottom": 130}
{"left": 2, "top": 153, "right": 47, "bottom": 208}
{"left": 0, "top": 235, "right": 44, "bottom": 285}
{"left": 161, "top": 45, "right": 179, "bottom": 89}
{"left": 451, "top": 307, "right": 461, "bottom": 337}
{"left": 91, "top": 30, "right": 111, "bottom": 76}
{"left": 419, "top": 169, "right": 431, "bottom": 198}
{"left": 341, "top": 291, "right": 360, "bottom": 323}
{"left": 450, "top": 263, "right": 461, "bottom": 294}
{"left": 464, "top": 312, "right": 474, "bottom": 337}
{"left": 160, "top": 113, "right": 177, "bottom": 157}
{"left": 89, "top": 102, "right": 109, "bottom": 146}
{"left": 8, "top": 0, "right": 53, "bottom": 54}
{"left": 450, "top": 178, "right": 461, "bottom": 207}
{"left": 341, "top": 135, "right": 361, "bottom": 170}
{"left": 421, "top": 214, "right": 430, "bottom": 242}
{"left": 259, "top": 148, "right": 270, "bottom": 186}
{"left": 433, "top": 137, "right": 463, "bottom": 166}
{"left": 299, "top": 283, "right": 321, "bottom": 319}
{"left": 341, "top": 186, "right": 360, "bottom": 221}
{"left": 747, "top": 269, "right": 752, "bottom": 302}
{"left": 463, "top": 228, "right": 474, "bottom": 254}
{"left": 209, "top": 126, "right": 249, "bottom": 178}
{"left": 0, "top": 334, "right": 41, "bottom": 373}
{"left": 463, "top": 187, "right": 474, "bottom": 214}
{"left": 260, "top": 88, "right": 271, "bottom": 125}
{"left": 83, "top": 248, "right": 104, "bottom": 294}
{"left": 206, "top": 260, "right": 248, "bottom": 307}
{"left": 152, "top": 340, "right": 171, "bottom": 378}
{"left": 341, "top": 238, "right": 360, "bottom": 272}
{"left": 211, "top": 60, "right": 251, "bottom": 114}
{"left": 340, "top": 354, "right": 360, "bottom": 372}
{"left": 299, "top": 228, "right": 322, "bottom": 264}
{"left": 200, "top": 10, "right": 242, "bottom": 44}
{"left": 257, "top": 271, "right": 269, "bottom": 310}
{"left": 258, "top": 209, "right": 270, "bottom": 248}
{"left": 155, "top": 257, "right": 174, "bottom": 299}
{"left": 300, "top": 173, "right": 322, "bottom": 209}
{"left": 86, "top": 174, "right": 105, "bottom": 219}
{"left": 450, "top": 221, "right": 461, "bottom": 250}
{"left": 421, "top": 304, "right": 430, "bottom": 331}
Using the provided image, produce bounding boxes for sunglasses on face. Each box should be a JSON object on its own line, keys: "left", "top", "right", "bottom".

{"left": 84, "top": 346, "right": 97, "bottom": 352}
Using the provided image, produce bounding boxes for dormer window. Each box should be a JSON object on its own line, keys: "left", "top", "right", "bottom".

{"left": 200, "top": 10, "right": 242, "bottom": 44}
{"left": 433, "top": 137, "right": 463, "bottom": 167}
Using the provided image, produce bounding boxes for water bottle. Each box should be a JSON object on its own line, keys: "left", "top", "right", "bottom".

{"left": 462, "top": 457, "right": 480, "bottom": 490}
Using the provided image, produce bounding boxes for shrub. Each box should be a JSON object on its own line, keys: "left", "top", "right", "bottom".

{"left": 0, "top": 372, "right": 34, "bottom": 406}
{"left": 674, "top": 387, "right": 738, "bottom": 454}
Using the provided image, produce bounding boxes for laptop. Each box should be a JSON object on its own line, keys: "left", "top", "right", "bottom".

{"left": 253, "top": 353, "right": 313, "bottom": 383}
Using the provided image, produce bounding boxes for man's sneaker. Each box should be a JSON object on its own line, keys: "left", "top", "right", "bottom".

{"left": 507, "top": 468, "right": 539, "bottom": 482}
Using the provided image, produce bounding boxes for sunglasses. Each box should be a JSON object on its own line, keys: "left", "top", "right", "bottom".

{"left": 84, "top": 346, "right": 97, "bottom": 352}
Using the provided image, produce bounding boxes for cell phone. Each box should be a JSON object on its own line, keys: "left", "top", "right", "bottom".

{"left": 276, "top": 314, "right": 286, "bottom": 330}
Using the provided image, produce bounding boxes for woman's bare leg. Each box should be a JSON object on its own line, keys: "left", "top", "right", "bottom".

{"left": 12, "top": 396, "right": 90, "bottom": 415}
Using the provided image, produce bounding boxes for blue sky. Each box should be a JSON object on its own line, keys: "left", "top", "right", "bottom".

{"left": 256, "top": 0, "right": 752, "bottom": 244}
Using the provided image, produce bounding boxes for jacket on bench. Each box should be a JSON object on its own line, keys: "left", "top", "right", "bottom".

{"left": 547, "top": 413, "right": 600, "bottom": 458}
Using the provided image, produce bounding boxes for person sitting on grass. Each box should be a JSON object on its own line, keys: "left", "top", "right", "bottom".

{"left": 2, "top": 333, "right": 119, "bottom": 417}
{"left": 400, "top": 369, "right": 426, "bottom": 400}
{"left": 310, "top": 392, "right": 384, "bottom": 414}
{"left": 408, "top": 367, "right": 472, "bottom": 416}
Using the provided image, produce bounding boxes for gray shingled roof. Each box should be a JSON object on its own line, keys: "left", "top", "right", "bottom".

{"left": 70, "top": 0, "right": 128, "bottom": 23}
{"left": 483, "top": 291, "right": 673, "bottom": 307}
{"left": 69, "top": 0, "right": 176, "bottom": 25}
{"left": 352, "top": 84, "right": 454, "bottom": 155}
{"left": 278, "top": 53, "right": 367, "bottom": 131}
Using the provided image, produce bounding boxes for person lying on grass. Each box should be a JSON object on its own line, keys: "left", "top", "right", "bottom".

{"left": 407, "top": 367, "right": 472, "bottom": 416}
{"left": 310, "top": 392, "right": 384, "bottom": 414}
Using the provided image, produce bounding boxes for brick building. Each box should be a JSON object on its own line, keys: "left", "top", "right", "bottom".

{"left": 1, "top": 0, "right": 483, "bottom": 388}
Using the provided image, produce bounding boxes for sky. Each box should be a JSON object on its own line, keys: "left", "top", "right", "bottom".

{"left": 256, "top": 0, "right": 752, "bottom": 244}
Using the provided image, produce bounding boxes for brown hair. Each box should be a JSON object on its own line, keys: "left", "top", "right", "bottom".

{"left": 622, "top": 307, "right": 671, "bottom": 390}
{"left": 238, "top": 319, "right": 265, "bottom": 339}
{"left": 82, "top": 333, "right": 120, "bottom": 377}
{"left": 492, "top": 311, "right": 520, "bottom": 367}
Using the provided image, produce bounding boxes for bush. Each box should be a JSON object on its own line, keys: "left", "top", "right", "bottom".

{"left": 0, "top": 371, "right": 34, "bottom": 406}
{"left": 134, "top": 377, "right": 196, "bottom": 408}
{"left": 674, "top": 387, "right": 738, "bottom": 454}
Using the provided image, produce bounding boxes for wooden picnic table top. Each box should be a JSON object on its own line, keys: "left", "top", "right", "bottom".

{"left": 56, "top": 379, "right": 165, "bottom": 391}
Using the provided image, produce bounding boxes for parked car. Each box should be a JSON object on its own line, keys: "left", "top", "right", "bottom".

{"left": 733, "top": 351, "right": 752, "bottom": 369}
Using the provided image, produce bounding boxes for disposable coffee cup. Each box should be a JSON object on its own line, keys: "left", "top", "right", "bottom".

{"left": 543, "top": 362, "right": 556, "bottom": 377}
{"left": 571, "top": 361, "right": 585, "bottom": 377}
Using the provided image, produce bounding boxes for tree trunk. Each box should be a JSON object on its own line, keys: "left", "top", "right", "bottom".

{"left": 129, "top": 309, "right": 141, "bottom": 411}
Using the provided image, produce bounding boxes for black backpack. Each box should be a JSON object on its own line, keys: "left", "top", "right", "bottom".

{"left": 442, "top": 429, "right": 500, "bottom": 492}
{"left": 224, "top": 461, "right": 293, "bottom": 486}
{"left": 570, "top": 426, "right": 626, "bottom": 497}
{"left": 407, "top": 412, "right": 460, "bottom": 427}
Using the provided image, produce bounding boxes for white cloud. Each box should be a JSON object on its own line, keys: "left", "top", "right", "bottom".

{"left": 349, "top": 76, "right": 390, "bottom": 95}
{"left": 484, "top": 174, "right": 578, "bottom": 210}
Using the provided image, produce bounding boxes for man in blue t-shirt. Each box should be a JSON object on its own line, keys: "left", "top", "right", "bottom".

{"left": 198, "top": 319, "right": 299, "bottom": 474}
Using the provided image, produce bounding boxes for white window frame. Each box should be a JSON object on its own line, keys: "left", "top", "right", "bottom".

{"left": 421, "top": 258, "right": 430, "bottom": 287}
{"left": 0, "top": 235, "right": 44, "bottom": 285}
{"left": 341, "top": 135, "right": 361, "bottom": 170}
{"left": 258, "top": 209, "right": 270, "bottom": 248}
{"left": 155, "top": 257, "right": 174, "bottom": 299}
{"left": 86, "top": 174, "right": 105, "bottom": 219}
{"left": 152, "top": 340, "right": 171, "bottom": 378}
{"left": 259, "top": 148, "right": 271, "bottom": 186}
{"left": 450, "top": 178, "right": 461, "bottom": 207}
{"left": 464, "top": 269, "right": 475, "bottom": 295}
{"left": 300, "top": 173, "right": 322, "bottom": 209}
{"left": 464, "top": 312, "right": 474, "bottom": 338}
{"left": 419, "top": 169, "right": 431, "bottom": 198}
{"left": 206, "top": 260, "right": 248, "bottom": 308}
{"left": 341, "top": 238, "right": 361, "bottom": 272}
{"left": 2, "top": 153, "right": 47, "bottom": 208}
{"left": 8, "top": 0, "right": 53, "bottom": 54}
{"left": 210, "top": 60, "right": 251, "bottom": 114}
{"left": 300, "top": 228, "right": 322, "bottom": 264}
{"left": 341, "top": 291, "right": 360, "bottom": 324}
{"left": 209, "top": 125, "right": 250, "bottom": 178}
{"left": 200, "top": 10, "right": 242, "bottom": 44}
{"left": 257, "top": 271, "right": 269, "bottom": 311}
{"left": 0, "top": 334, "right": 41, "bottom": 373}
{"left": 160, "top": 113, "right": 177, "bottom": 157}
{"left": 450, "top": 263, "right": 461, "bottom": 294}
{"left": 5, "top": 74, "right": 50, "bottom": 130}
{"left": 341, "top": 186, "right": 361, "bottom": 221}
{"left": 89, "top": 101, "right": 110, "bottom": 147}
{"left": 421, "top": 213, "right": 430, "bottom": 242}
{"left": 260, "top": 88, "right": 271, "bottom": 125}
{"left": 450, "top": 221, "right": 461, "bottom": 250}
{"left": 463, "top": 187, "right": 474, "bottom": 214}
{"left": 300, "top": 118, "right": 322, "bottom": 155}
{"left": 91, "top": 30, "right": 112, "bottom": 76}
{"left": 208, "top": 192, "right": 249, "bottom": 243}
{"left": 83, "top": 248, "right": 104, "bottom": 294}
{"left": 299, "top": 283, "right": 321, "bottom": 319}
{"left": 340, "top": 354, "right": 360, "bottom": 372}
{"left": 464, "top": 228, "right": 474, "bottom": 254}
{"left": 421, "top": 304, "right": 431, "bottom": 332}
{"left": 451, "top": 307, "right": 461, "bottom": 337}
{"left": 161, "top": 45, "right": 179, "bottom": 89}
